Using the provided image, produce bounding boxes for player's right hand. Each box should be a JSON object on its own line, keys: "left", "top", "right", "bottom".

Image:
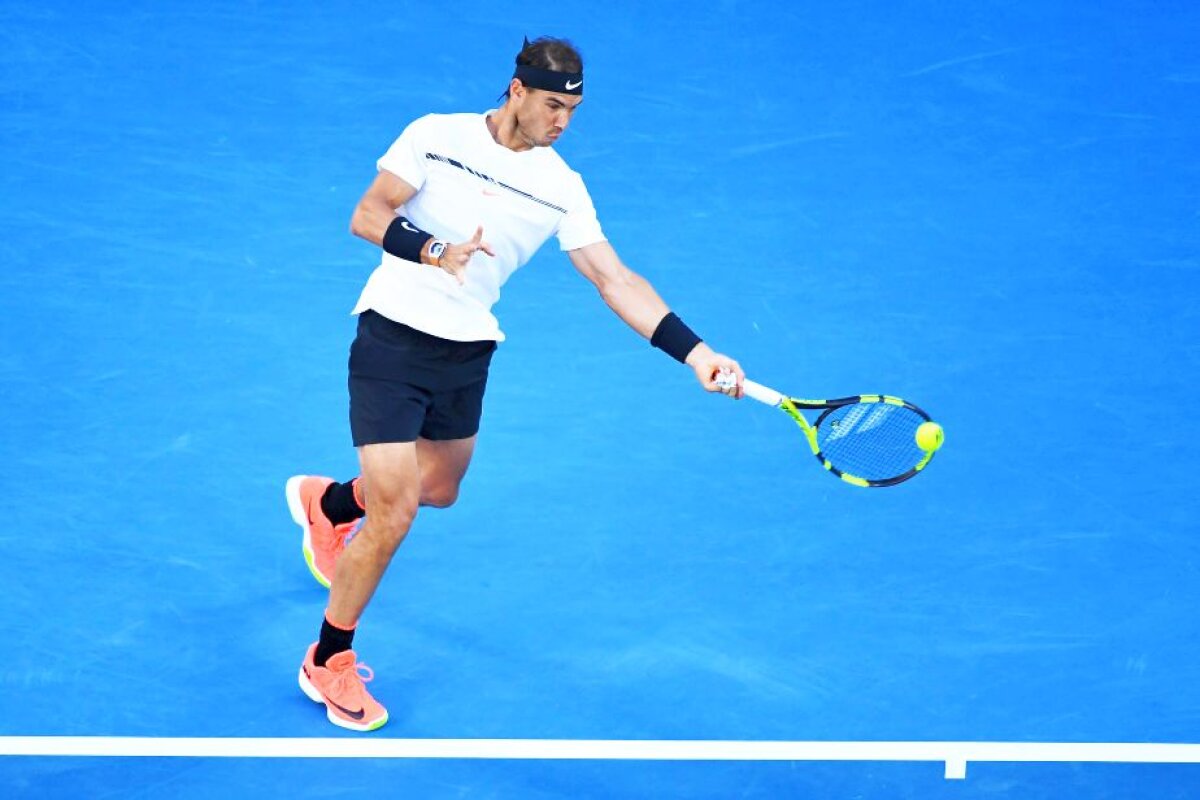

{"left": 686, "top": 344, "right": 745, "bottom": 399}
{"left": 438, "top": 226, "right": 495, "bottom": 284}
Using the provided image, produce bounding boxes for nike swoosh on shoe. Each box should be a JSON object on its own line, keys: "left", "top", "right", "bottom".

{"left": 328, "top": 700, "right": 366, "bottom": 721}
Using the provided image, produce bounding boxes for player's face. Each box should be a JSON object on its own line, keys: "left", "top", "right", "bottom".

{"left": 516, "top": 89, "right": 582, "bottom": 147}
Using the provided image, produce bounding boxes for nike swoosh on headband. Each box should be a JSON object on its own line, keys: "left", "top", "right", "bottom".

{"left": 565, "top": 78, "right": 583, "bottom": 90}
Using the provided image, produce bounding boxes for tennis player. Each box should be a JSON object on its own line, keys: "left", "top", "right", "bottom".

{"left": 287, "top": 36, "right": 744, "bottom": 731}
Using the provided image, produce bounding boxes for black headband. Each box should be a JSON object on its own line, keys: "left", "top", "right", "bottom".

{"left": 513, "top": 64, "right": 583, "bottom": 95}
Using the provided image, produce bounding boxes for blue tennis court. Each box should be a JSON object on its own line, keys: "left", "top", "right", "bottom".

{"left": 2, "top": 1, "right": 1198, "bottom": 797}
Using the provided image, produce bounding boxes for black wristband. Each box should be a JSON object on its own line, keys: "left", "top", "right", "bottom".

{"left": 381, "top": 216, "right": 434, "bottom": 263}
{"left": 651, "top": 312, "right": 703, "bottom": 364}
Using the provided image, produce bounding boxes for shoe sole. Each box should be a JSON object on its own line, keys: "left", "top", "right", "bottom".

{"left": 298, "top": 665, "right": 389, "bottom": 732}
{"left": 285, "top": 475, "right": 333, "bottom": 589}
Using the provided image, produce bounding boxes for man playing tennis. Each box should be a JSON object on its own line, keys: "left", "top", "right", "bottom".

{"left": 287, "top": 36, "right": 744, "bottom": 731}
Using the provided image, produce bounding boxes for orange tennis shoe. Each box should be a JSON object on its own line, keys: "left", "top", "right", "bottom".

{"left": 299, "top": 644, "right": 388, "bottom": 732}
{"left": 285, "top": 475, "right": 355, "bottom": 588}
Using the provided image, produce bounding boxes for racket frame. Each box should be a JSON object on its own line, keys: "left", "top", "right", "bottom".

{"left": 741, "top": 379, "right": 936, "bottom": 487}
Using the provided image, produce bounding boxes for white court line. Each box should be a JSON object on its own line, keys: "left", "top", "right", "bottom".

{"left": 2, "top": 738, "right": 1199, "bottom": 780}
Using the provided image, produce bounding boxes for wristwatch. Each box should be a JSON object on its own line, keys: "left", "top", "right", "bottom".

{"left": 426, "top": 240, "right": 448, "bottom": 265}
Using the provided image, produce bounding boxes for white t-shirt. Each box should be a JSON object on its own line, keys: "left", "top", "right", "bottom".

{"left": 351, "top": 112, "right": 607, "bottom": 341}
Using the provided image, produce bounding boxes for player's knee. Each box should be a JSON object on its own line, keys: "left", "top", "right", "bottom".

{"left": 365, "top": 493, "right": 419, "bottom": 542}
{"left": 382, "top": 500, "right": 418, "bottom": 534}
{"left": 420, "top": 483, "right": 459, "bottom": 509}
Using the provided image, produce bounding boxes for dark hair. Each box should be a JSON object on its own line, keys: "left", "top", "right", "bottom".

{"left": 517, "top": 36, "right": 583, "bottom": 73}
{"left": 502, "top": 36, "right": 583, "bottom": 99}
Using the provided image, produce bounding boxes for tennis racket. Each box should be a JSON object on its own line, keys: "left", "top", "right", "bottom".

{"left": 718, "top": 372, "right": 942, "bottom": 487}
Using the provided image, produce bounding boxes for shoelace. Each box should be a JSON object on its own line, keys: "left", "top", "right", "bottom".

{"left": 329, "top": 659, "right": 375, "bottom": 704}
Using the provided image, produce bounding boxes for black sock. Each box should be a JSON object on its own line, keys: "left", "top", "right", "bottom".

{"left": 314, "top": 616, "right": 356, "bottom": 667}
{"left": 320, "top": 479, "right": 365, "bottom": 525}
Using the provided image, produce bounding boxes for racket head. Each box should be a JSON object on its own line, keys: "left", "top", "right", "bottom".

{"left": 784, "top": 395, "right": 937, "bottom": 487}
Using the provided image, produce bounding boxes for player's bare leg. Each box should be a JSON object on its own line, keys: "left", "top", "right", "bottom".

{"left": 299, "top": 436, "right": 479, "bottom": 731}
{"left": 326, "top": 442, "right": 421, "bottom": 624}
{"left": 416, "top": 435, "right": 478, "bottom": 508}
{"left": 298, "top": 444, "right": 418, "bottom": 732}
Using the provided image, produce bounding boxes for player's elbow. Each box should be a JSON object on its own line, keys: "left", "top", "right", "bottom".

{"left": 349, "top": 203, "right": 371, "bottom": 240}
{"left": 595, "top": 267, "right": 638, "bottom": 305}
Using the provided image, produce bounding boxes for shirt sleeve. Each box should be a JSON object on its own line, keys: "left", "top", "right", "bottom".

{"left": 376, "top": 115, "right": 430, "bottom": 191}
{"left": 555, "top": 172, "right": 607, "bottom": 251}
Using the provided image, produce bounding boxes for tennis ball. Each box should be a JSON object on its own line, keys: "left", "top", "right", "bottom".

{"left": 915, "top": 421, "right": 944, "bottom": 452}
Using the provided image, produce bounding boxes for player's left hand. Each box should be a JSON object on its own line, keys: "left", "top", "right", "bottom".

{"left": 439, "top": 226, "right": 496, "bottom": 284}
{"left": 685, "top": 343, "right": 744, "bottom": 399}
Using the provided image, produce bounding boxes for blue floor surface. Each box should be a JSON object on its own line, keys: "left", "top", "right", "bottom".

{"left": 2, "top": 1, "right": 1199, "bottom": 797}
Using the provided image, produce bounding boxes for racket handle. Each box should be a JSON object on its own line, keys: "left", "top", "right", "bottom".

{"left": 741, "top": 379, "right": 785, "bottom": 407}
{"left": 715, "top": 369, "right": 785, "bottom": 407}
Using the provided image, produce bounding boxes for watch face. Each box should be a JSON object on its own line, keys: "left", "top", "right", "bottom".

{"left": 430, "top": 241, "right": 447, "bottom": 259}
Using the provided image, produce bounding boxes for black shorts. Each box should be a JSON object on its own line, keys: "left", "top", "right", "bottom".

{"left": 348, "top": 310, "right": 497, "bottom": 446}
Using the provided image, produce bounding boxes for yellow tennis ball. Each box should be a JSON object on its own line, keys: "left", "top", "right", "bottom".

{"left": 915, "top": 421, "right": 944, "bottom": 452}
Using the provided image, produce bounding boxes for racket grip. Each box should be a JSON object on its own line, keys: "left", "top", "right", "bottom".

{"left": 741, "top": 379, "right": 785, "bottom": 407}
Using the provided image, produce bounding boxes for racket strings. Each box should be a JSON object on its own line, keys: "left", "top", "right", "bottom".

{"left": 816, "top": 403, "right": 927, "bottom": 481}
